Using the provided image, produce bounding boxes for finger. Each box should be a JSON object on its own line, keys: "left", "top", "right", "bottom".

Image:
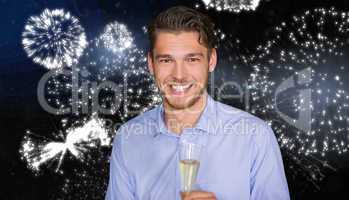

{"left": 185, "top": 191, "right": 216, "bottom": 198}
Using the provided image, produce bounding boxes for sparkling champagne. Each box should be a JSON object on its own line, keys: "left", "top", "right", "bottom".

{"left": 179, "top": 159, "right": 200, "bottom": 192}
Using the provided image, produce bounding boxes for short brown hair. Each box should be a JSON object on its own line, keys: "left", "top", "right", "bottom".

{"left": 147, "top": 6, "right": 216, "bottom": 55}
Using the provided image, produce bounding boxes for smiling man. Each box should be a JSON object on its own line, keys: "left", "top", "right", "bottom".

{"left": 106, "top": 6, "right": 290, "bottom": 200}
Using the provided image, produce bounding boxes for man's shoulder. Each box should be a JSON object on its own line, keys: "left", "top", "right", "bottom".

{"left": 212, "top": 100, "right": 273, "bottom": 140}
{"left": 214, "top": 100, "right": 267, "bottom": 127}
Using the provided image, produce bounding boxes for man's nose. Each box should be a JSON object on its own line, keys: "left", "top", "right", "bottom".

{"left": 172, "top": 61, "right": 187, "bottom": 80}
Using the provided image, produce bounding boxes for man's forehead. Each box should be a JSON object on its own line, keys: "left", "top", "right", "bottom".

{"left": 153, "top": 31, "right": 208, "bottom": 56}
{"left": 155, "top": 31, "right": 206, "bottom": 47}
{"left": 155, "top": 30, "right": 199, "bottom": 38}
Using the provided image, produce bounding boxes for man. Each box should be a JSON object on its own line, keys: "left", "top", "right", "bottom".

{"left": 106, "top": 6, "right": 290, "bottom": 200}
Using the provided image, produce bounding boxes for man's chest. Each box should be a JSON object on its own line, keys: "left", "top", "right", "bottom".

{"left": 130, "top": 136, "right": 252, "bottom": 200}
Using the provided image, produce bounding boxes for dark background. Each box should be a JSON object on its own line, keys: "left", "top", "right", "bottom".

{"left": 1, "top": 0, "right": 349, "bottom": 199}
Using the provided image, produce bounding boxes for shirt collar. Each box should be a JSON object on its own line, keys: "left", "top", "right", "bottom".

{"left": 155, "top": 94, "right": 216, "bottom": 137}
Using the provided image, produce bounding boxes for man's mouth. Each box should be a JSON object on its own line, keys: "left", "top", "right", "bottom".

{"left": 168, "top": 83, "right": 194, "bottom": 94}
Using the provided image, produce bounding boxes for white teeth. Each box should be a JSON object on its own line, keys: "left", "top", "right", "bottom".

{"left": 171, "top": 84, "right": 192, "bottom": 92}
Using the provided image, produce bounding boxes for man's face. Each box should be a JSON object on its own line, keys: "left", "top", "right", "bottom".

{"left": 148, "top": 31, "right": 217, "bottom": 110}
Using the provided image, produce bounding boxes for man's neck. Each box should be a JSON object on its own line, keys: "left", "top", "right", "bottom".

{"left": 163, "top": 93, "right": 208, "bottom": 135}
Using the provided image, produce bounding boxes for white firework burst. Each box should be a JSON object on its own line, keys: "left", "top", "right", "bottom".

{"left": 19, "top": 117, "right": 111, "bottom": 174}
{"left": 77, "top": 22, "right": 161, "bottom": 120}
{"left": 247, "top": 7, "right": 349, "bottom": 190}
{"left": 22, "top": 9, "right": 88, "bottom": 70}
{"left": 249, "top": 8, "right": 349, "bottom": 157}
{"left": 79, "top": 45, "right": 161, "bottom": 120}
{"left": 200, "top": 0, "right": 261, "bottom": 13}
{"left": 97, "top": 21, "right": 134, "bottom": 54}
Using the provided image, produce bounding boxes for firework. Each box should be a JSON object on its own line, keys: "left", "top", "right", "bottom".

{"left": 199, "top": 0, "right": 261, "bottom": 13}
{"left": 19, "top": 117, "right": 111, "bottom": 173}
{"left": 22, "top": 9, "right": 87, "bottom": 70}
{"left": 78, "top": 22, "right": 161, "bottom": 120}
{"left": 248, "top": 7, "right": 349, "bottom": 189}
{"left": 38, "top": 21, "right": 161, "bottom": 119}
{"left": 88, "top": 21, "right": 139, "bottom": 79}
{"left": 21, "top": 19, "right": 161, "bottom": 199}
{"left": 97, "top": 21, "right": 134, "bottom": 54}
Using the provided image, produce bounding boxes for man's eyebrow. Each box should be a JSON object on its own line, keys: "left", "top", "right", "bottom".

{"left": 155, "top": 54, "right": 173, "bottom": 59}
{"left": 154, "top": 53, "right": 204, "bottom": 60}
{"left": 185, "top": 53, "right": 204, "bottom": 58}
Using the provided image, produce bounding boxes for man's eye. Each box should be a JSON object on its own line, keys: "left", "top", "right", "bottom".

{"left": 187, "top": 58, "right": 200, "bottom": 62}
{"left": 159, "top": 59, "right": 172, "bottom": 63}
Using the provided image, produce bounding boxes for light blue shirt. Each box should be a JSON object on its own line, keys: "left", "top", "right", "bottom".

{"left": 106, "top": 94, "right": 290, "bottom": 200}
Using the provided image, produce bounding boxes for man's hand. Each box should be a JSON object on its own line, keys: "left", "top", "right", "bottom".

{"left": 180, "top": 191, "right": 217, "bottom": 200}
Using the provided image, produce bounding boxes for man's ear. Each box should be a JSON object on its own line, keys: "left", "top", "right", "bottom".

{"left": 147, "top": 52, "right": 154, "bottom": 75}
{"left": 208, "top": 48, "right": 217, "bottom": 72}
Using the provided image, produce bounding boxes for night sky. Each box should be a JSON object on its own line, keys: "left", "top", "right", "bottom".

{"left": 1, "top": 0, "right": 349, "bottom": 199}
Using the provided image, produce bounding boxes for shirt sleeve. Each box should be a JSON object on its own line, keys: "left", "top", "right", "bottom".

{"left": 105, "top": 127, "right": 135, "bottom": 200}
{"left": 250, "top": 123, "right": 290, "bottom": 200}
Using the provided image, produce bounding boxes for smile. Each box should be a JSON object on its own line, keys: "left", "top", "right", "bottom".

{"left": 169, "top": 83, "right": 193, "bottom": 93}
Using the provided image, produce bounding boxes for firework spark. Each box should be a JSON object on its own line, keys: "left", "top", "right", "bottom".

{"left": 38, "top": 21, "right": 161, "bottom": 120}
{"left": 21, "top": 19, "right": 161, "bottom": 199}
{"left": 22, "top": 9, "right": 87, "bottom": 70}
{"left": 80, "top": 45, "right": 161, "bottom": 120}
{"left": 97, "top": 21, "right": 134, "bottom": 54}
{"left": 20, "top": 117, "right": 111, "bottom": 173}
{"left": 199, "top": 0, "right": 261, "bottom": 13}
{"left": 88, "top": 21, "right": 140, "bottom": 78}
{"left": 78, "top": 22, "right": 161, "bottom": 120}
{"left": 248, "top": 7, "right": 349, "bottom": 190}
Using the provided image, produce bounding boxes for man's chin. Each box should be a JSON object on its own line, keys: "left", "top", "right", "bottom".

{"left": 167, "top": 102, "right": 190, "bottom": 110}
{"left": 164, "top": 95, "right": 200, "bottom": 110}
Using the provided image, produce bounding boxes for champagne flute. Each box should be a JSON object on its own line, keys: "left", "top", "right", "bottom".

{"left": 179, "top": 142, "right": 202, "bottom": 195}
